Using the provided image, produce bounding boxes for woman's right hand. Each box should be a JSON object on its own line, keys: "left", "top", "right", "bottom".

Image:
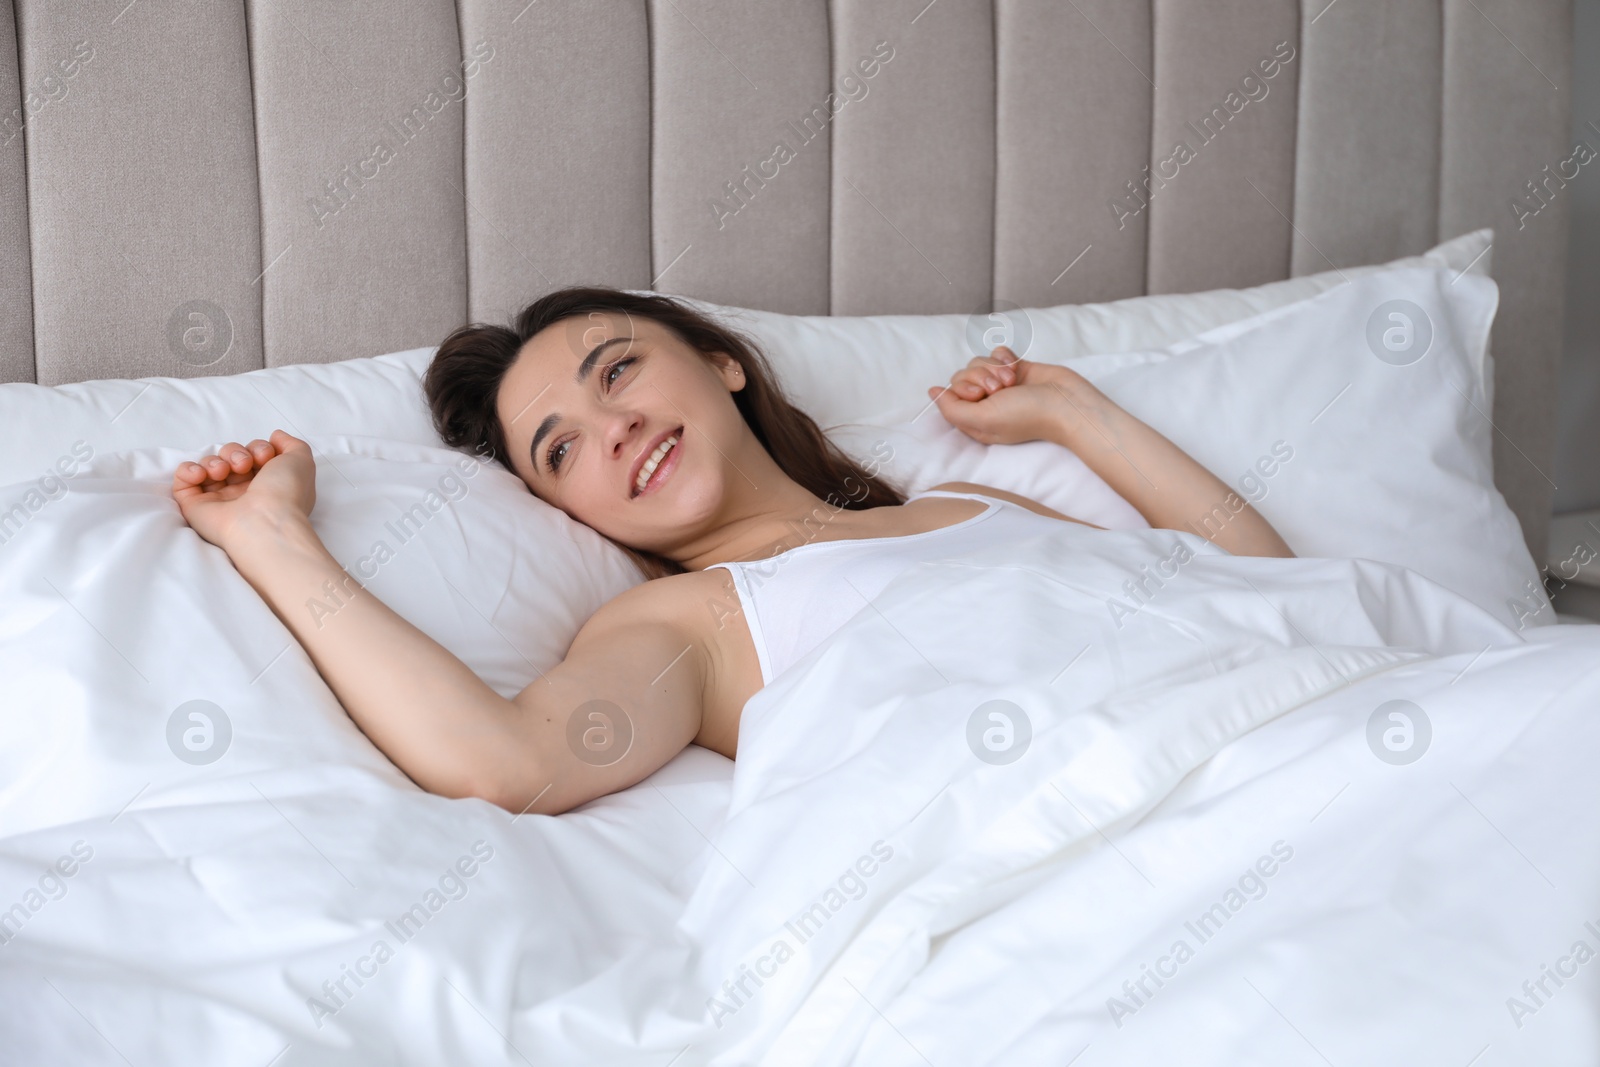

{"left": 928, "top": 346, "right": 1093, "bottom": 446}
{"left": 172, "top": 429, "right": 317, "bottom": 552}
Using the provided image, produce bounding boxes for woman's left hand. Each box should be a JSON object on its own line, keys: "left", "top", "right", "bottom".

{"left": 926, "top": 346, "right": 1085, "bottom": 445}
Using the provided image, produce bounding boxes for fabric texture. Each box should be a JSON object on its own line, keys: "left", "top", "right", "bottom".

{"left": 1291, "top": 0, "right": 1443, "bottom": 273}
{"left": 993, "top": 0, "right": 1152, "bottom": 306}
{"left": 463, "top": 0, "right": 652, "bottom": 322}
{"left": 828, "top": 0, "right": 995, "bottom": 315}
{"left": 647, "top": 0, "right": 832, "bottom": 315}
{"left": 1145, "top": 0, "right": 1301, "bottom": 293}
{"left": 18, "top": 0, "right": 263, "bottom": 384}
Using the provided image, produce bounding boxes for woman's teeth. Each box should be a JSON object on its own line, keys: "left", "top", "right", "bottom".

{"left": 635, "top": 433, "right": 679, "bottom": 494}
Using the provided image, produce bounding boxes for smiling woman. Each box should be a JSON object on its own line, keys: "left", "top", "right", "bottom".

{"left": 424, "top": 287, "right": 907, "bottom": 581}
{"left": 167, "top": 284, "right": 1289, "bottom": 817}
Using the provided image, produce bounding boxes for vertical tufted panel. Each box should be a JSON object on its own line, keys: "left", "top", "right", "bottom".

{"left": 830, "top": 0, "right": 994, "bottom": 316}
{"left": 1146, "top": 0, "right": 1300, "bottom": 294}
{"left": 461, "top": 0, "right": 651, "bottom": 324}
{"left": 0, "top": 0, "right": 1575, "bottom": 561}
{"left": 0, "top": 0, "right": 33, "bottom": 382}
{"left": 649, "top": 0, "right": 830, "bottom": 315}
{"left": 250, "top": 0, "right": 466, "bottom": 367}
{"left": 1441, "top": 0, "right": 1572, "bottom": 561}
{"left": 1291, "top": 0, "right": 1441, "bottom": 275}
{"left": 993, "top": 0, "right": 1152, "bottom": 309}
{"left": 21, "top": 0, "right": 262, "bottom": 385}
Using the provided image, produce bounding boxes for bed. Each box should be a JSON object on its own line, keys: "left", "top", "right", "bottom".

{"left": 1, "top": 2, "right": 1591, "bottom": 1065}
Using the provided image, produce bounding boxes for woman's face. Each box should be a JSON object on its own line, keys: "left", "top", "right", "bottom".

{"left": 495, "top": 311, "right": 749, "bottom": 554}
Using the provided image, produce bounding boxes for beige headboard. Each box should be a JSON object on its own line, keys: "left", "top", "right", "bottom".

{"left": 0, "top": 0, "right": 1573, "bottom": 556}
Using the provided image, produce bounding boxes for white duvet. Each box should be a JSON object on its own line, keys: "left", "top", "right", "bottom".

{"left": 3, "top": 482, "right": 1598, "bottom": 1066}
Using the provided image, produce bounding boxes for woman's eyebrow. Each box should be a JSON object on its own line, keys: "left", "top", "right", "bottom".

{"left": 527, "top": 336, "right": 637, "bottom": 464}
{"left": 574, "top": 336, "right": 634, "bottom": 385}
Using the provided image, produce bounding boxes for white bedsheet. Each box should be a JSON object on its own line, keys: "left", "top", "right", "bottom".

{"left": 4, "top": 495, "right": 1597, "bottom": 1066}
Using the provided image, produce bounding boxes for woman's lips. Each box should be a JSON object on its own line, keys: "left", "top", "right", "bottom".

{"left": 635, "top": 429, "right": 682, "bottom": 498}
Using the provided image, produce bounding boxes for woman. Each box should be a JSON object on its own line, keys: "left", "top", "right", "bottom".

{"left": 170, "top": 287, "right": 1292, "bottom": 816}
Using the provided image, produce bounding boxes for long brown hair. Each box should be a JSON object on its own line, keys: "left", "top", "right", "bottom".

{"left": 423, "top": 286, "right": 905, "bottom": 580}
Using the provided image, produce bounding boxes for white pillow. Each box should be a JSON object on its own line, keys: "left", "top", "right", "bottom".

{"left": 0, "top": 230, "right": 1489, "bottom": 492}
{"left": 824, "top": 262, "right": 1496, "bottom": 535}
{"left": 9, "top": 438, "right": 641, "bottom": 700}
{"left": 0, "top": 346, "right": 439, "bottom": 490}
{"left": 886, "top": 265, "right": 1540, "bottom": 630}
{"left": 673, "top": 228, "right": 1492, "bottom": 431}
{"left": 826, "top": 415, "right": 1152, "bottom": 531}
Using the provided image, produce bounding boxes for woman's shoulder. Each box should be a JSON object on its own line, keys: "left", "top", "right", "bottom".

{"left": 582, "top": 567, "right": 760, "bottom": 735}
{"left": 586, "top": 566, "right": 739, "bottom": 637}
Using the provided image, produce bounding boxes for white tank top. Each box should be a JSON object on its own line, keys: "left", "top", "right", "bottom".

{"left": 705, "top": 489, "right": 1067, "bottom": 688}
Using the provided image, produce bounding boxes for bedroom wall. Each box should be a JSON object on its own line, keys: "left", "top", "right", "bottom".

{"left": 1556, "top": 0, "right": 1600, "bottom": 515}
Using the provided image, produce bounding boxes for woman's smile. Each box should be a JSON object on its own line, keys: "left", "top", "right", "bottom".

{"left": 633, "top": 427, "right": 683, "bottom": 498}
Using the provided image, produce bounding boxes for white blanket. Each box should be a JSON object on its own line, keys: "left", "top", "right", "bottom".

{"left": 0, "top": 470, "right": 731, "bottom": 1065}
{"left": 4, "top": 500, "right": 1598, "bottom": 1065}
{"left": 652, "top": 526, "right": 1600, "bottom": 1066}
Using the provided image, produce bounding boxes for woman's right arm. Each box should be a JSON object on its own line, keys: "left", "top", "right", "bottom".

{"left": 175, "top": 431, "right": 704, "bottom": 816}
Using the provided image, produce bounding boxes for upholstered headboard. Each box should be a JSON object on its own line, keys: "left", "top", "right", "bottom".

{"left": 0, "top": 0, "right": 1573, "bottom": 556}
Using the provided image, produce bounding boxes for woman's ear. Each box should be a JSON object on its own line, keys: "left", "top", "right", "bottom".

{"left": 710, "top": 351, "right": 746, "bottom": 392}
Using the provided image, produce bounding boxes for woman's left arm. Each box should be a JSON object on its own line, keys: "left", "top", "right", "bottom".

{"left": 929, "top": 349, "right": 1295, "bottom": 559}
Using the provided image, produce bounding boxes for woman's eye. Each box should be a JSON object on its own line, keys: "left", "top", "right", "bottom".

{"left": 545, "top": 438, "right": 569, "bottom": 474}
{"left": 547, "top": 358, "right": 636, "bottom": 474}
{"left": 604, "top": 357, "right": 636, "bottom": 389}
